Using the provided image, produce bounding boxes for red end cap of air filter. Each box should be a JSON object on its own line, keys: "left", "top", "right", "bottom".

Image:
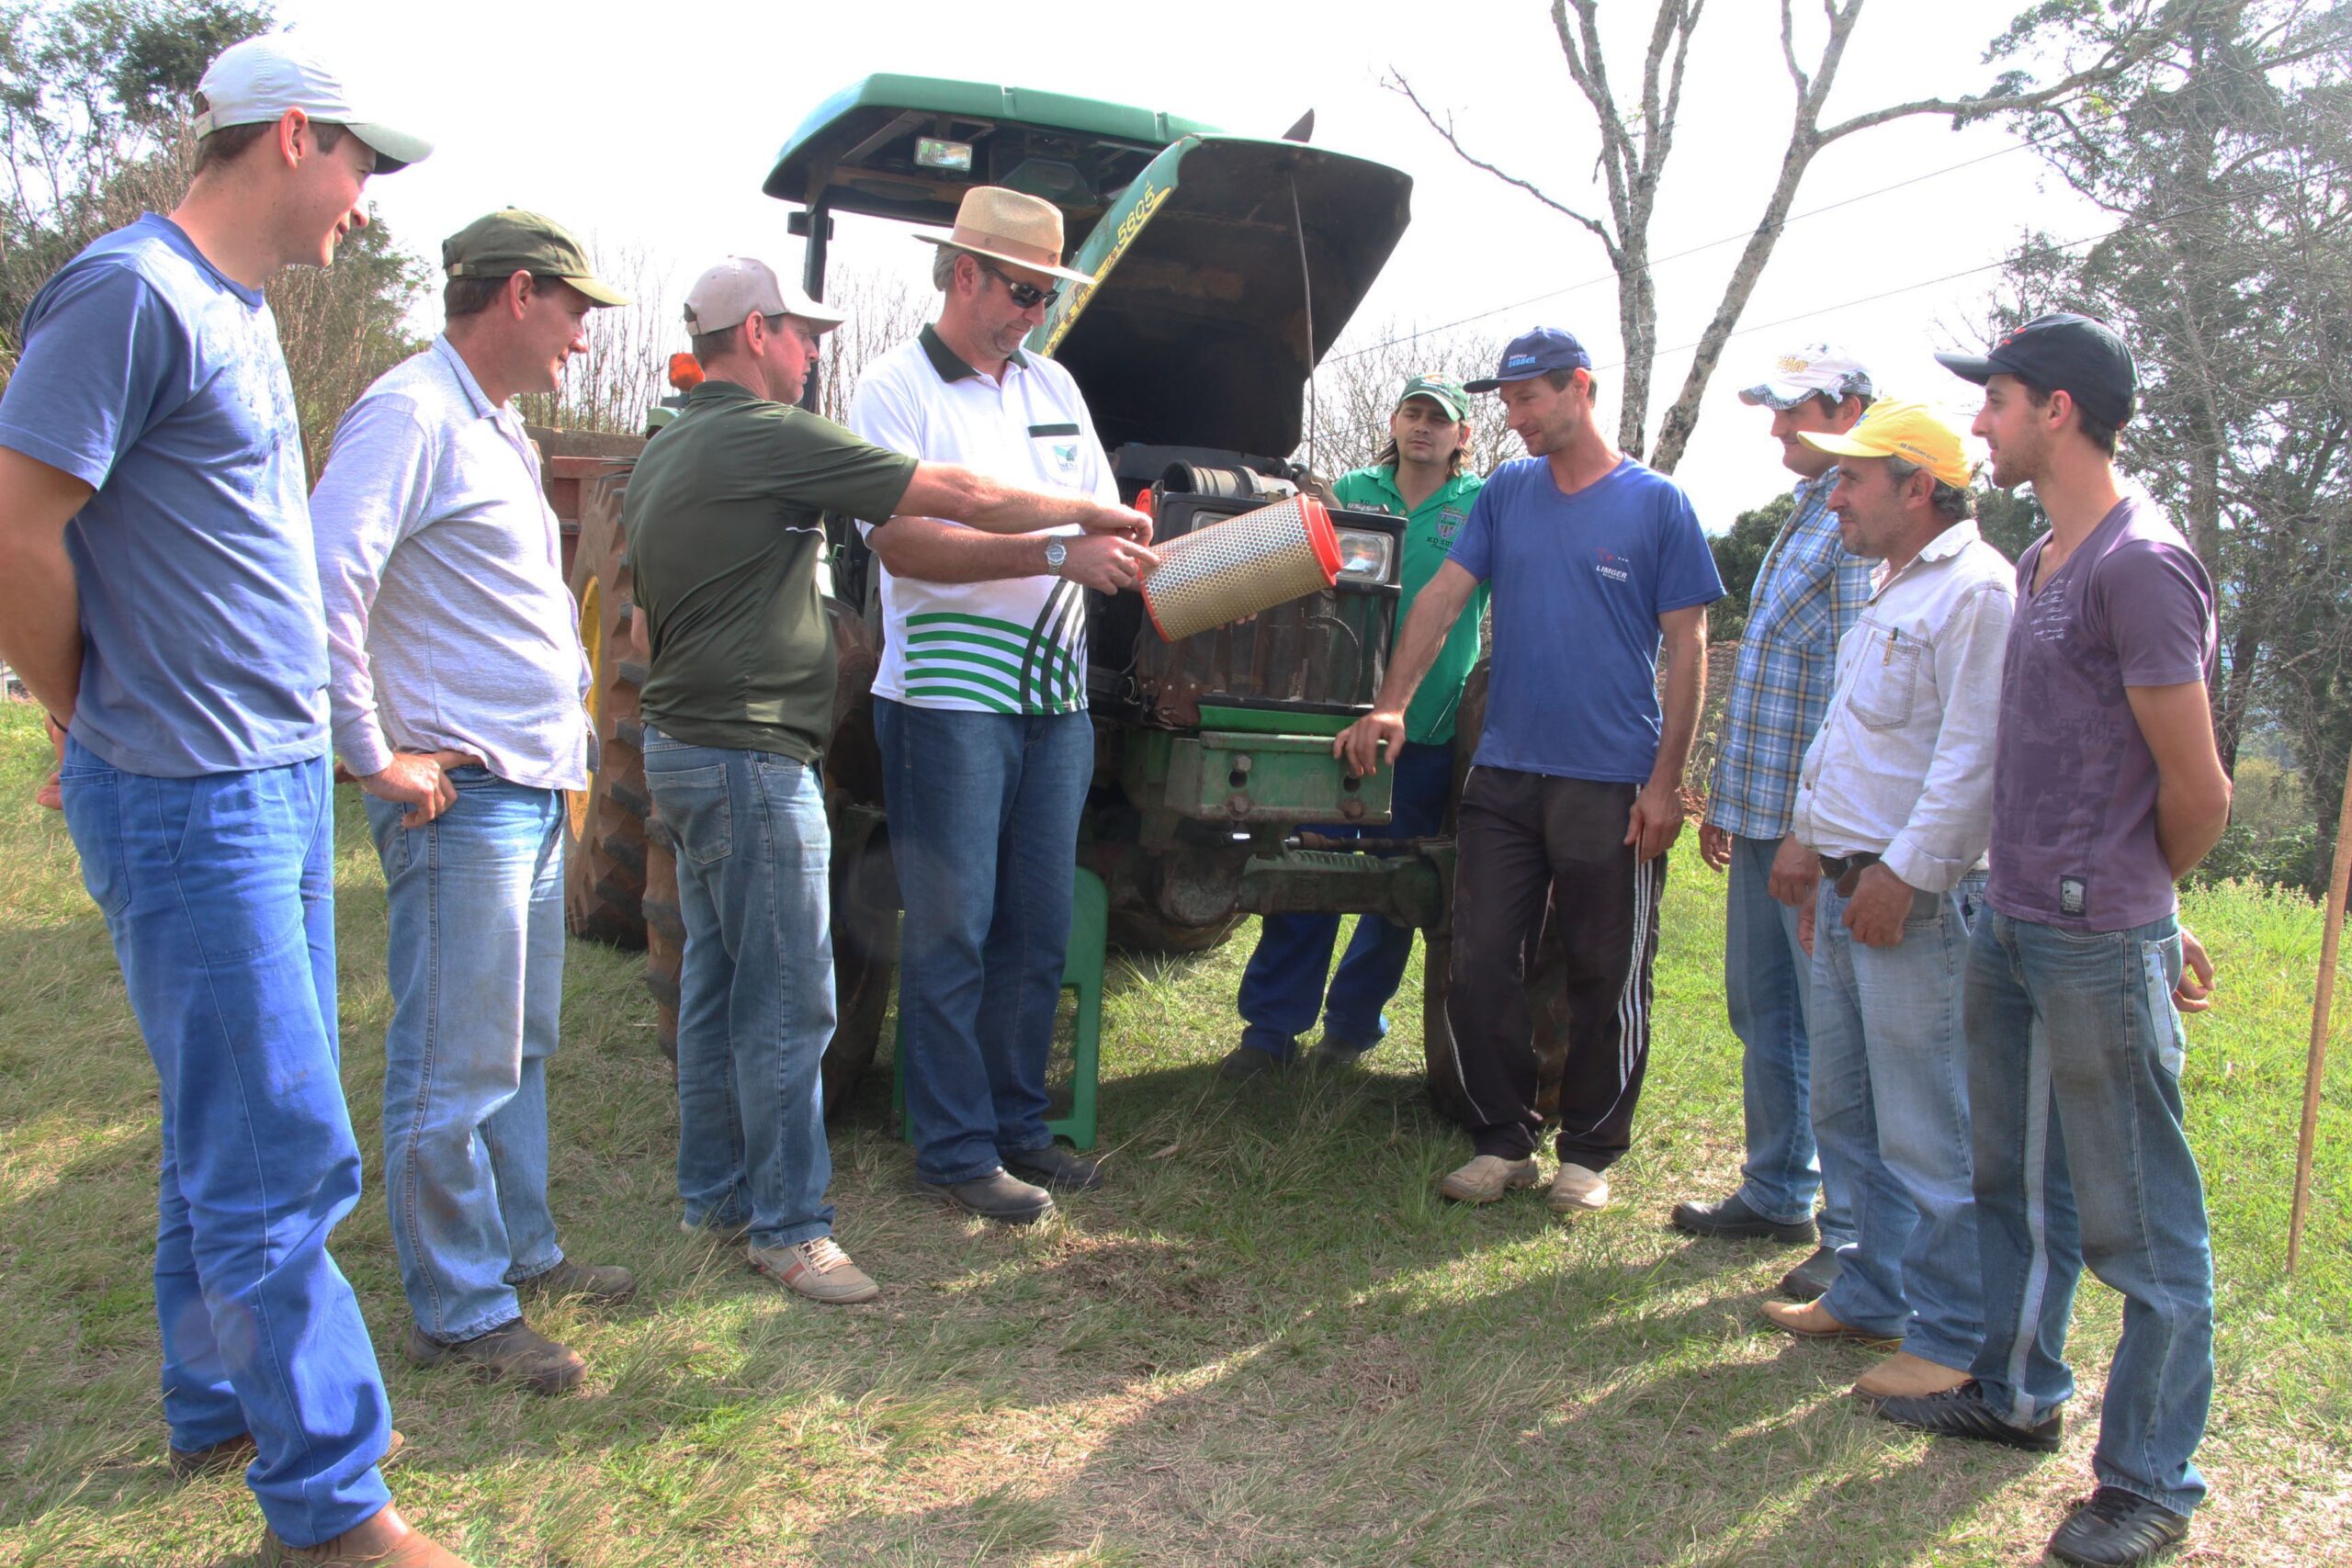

{"left": 1301, "top": 494, "right": 1340, "bottom": 584}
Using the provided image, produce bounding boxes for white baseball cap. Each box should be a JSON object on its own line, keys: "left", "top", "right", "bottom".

{"left": 682, "top": 256, "right": 846, "bottom": 336}
{"left": 1737, "top": 343, "right": 1874, "bottom": 409}
{"left": 193, "top": 33, "right": 433, "bottom": 175}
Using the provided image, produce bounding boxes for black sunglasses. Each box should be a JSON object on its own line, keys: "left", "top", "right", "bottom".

{"left": 977, "top": 258, "right": 1060, "bottom": 311}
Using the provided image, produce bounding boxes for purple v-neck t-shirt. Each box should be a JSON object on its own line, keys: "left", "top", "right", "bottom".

{"left": 1987, "top": 495, "right": 2216, "bottom": 931}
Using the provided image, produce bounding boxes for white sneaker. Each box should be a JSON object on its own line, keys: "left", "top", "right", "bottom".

{"left": 1547, "top": 1162, "right": 1611, "bottom": 1214}
{"left": 1437, "top": 1154, "right": 1542, "bottom": 1203}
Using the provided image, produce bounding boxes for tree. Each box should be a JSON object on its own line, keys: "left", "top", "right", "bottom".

{"left": 0, "top": 1, "right": 429, "bottom": 471}
{"left": 1706, "top": 491, "right": 1795, "bottom": 642}
{"left": 1392, "top": 0, "right": 2216, "bottom": 472}
{"left": 1304, "top": 321, "right": 1521, "bottom": 480}
{"left": 1987, "top": 0, "right": 2352, "bottom": 888}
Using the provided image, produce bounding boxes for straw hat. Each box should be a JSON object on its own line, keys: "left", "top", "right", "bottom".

{"left": 915, "top": 186, "right": 1095, "bottom": 285}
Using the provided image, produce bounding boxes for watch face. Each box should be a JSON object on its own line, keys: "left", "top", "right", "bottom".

{"left": 1046, "top": 539, "right": 1068, "bottom": 566}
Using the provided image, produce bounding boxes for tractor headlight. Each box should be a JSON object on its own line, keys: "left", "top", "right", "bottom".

{"left": 1334, "top": 528, "right": 1395, "bottom": 584}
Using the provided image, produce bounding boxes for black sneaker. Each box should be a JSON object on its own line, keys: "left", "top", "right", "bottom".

{"left": 1216, "top": 1044, "right": 1291, "bottom": 1082}
{"left": 2046, "top": 1487, "right": 2191, "bottom": 1565}
{"left": 918, "top": 1168, "right": 1056, "bottom": 1225}
{"left": 1670, "top": 1192, "right": 1816, "bottom": 1245}
{"left": 1779, "top": 1245, "right": 1843, "bottom": 1301}
{"left": 1004, "top": 1141, "right": 1103, "bottom": 1191}
{"left": 1871, "top": 1379, "right": 2062, "bottom": 1452}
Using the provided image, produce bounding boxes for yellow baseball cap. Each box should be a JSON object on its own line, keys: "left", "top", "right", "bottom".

{"left": 1799, "top": 399, "right": 1975, "bottom": 488}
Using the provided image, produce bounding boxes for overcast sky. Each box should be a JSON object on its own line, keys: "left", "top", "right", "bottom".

{"left": 276, "top": 0, "right": 2105, "bottom": 525}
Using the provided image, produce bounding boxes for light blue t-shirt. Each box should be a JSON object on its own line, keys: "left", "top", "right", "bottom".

{"left": 1447, "top": 455, "right": 1723, "bottom": 784}
{"left": 0, "top": 214, "right": 325, "bottom": 776}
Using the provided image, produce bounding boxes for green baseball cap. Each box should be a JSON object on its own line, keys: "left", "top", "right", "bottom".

{"left": 1396, "top": 374, "right": 1470, "bottom": 423}
{"left": 441, "top": 209, "right": 629, "bottom": 307}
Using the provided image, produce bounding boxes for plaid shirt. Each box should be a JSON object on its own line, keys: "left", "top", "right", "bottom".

{"left": 1707, "top": 473, "right": 1875, "bottom": 839}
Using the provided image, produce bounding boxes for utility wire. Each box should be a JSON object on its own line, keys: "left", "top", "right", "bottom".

{"left": 1341, "top": 30, "right": 2352, "bottom": 363}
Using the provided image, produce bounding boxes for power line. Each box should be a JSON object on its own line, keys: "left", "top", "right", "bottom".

{"left": 1341, "top": 28, "right": 2352, "bottom": 364}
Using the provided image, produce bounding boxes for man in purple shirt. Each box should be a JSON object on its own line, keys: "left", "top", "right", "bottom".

{"left": 1874, "top": 314, "right": 2232, "bottom": 1568}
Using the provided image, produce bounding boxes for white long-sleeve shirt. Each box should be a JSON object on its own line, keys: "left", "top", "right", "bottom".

{"left": 311, "top": 336, "right": 590, "bottom": 791}
{"left": 1792, "top": 519, "right": 2016, "bottom": 893}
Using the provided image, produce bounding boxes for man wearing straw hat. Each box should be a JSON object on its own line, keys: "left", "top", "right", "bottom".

{"left": 850, "top": 186, "right": 1154, "bottom": 1225}
{"left": 1753, "top": 400, "right": 2011, "bottom": 1404}
{"left": 1874, "top": 314, "right": 2230, "bottom": 1568}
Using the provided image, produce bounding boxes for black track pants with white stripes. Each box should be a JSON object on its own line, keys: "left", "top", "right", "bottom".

{"left": 1444, "top": 765, "right": 1667, "bottom": 1170}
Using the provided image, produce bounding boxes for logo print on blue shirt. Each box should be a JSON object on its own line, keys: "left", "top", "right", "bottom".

{"left": 1594, "top": 547, "right": 1630, "bottom": 583}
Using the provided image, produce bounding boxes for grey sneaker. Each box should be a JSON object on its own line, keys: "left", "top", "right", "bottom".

{"left": 750, "top": 1235, "right": 880, "bottom": 1304}
{"left": 1305, "top": 1034, "right": 1374, "bottom": 1071}
{"left": 1437, "top": 1154, "right": 1542, "bottom": 1203}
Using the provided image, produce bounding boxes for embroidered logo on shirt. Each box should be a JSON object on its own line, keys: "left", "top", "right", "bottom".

{"left": 1594, "top": 546, "right": 1630, "bottom": 583}
{"left": 1438, "top": 506, "right": 1466, "bottom": 540}
{"left": 2060, "top": 875, "right": 2087, "bottom": 916}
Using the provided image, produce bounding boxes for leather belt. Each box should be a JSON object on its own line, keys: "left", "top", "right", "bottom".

{"left": 1817, "top": 851, "right": 1882, "bottom": 897}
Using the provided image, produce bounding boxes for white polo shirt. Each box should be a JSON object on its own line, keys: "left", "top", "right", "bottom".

{"left": 847, "top": 326, "right": 1119, "bottom": 714}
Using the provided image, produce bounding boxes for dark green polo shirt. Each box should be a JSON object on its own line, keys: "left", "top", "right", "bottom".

{"left": 1330, "top": 464, "right": 1488, "bottom": 745}
{"left": 623, "top": 379, "right": 917, "bottom": 760}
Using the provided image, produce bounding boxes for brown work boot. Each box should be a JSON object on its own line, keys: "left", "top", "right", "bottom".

{"left": 1437, "top": 1154, "right": 1541, "bottom": 1203}
{"left": 514, "top": 1257, "right": 637, "bottom": 1307}
{"left": 257, "top": 1503, "right": 472, "bottom": 1565}
{"left": 1759, "top": 1298, "right": 1900, "bottom": 1346}
{"left": 1853, "top": 1351, "right": 1972, "bottom": 1401}
{"left": 173, "top": 1427, "right": 404, "bottom": 1482}
{"left": 403, "top": 1318, "right": 585, "bottom": 1395}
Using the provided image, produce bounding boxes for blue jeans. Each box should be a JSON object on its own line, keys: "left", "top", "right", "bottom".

{"left": 874, "top": 699, "right": 1091, "bottom": 1184}
{"left": 1236, "top": 739, "right": 1453, "bottom": 1059}
{"left": 642, "top": 729, "right": 836, "bottom": 1249}
{"left": 1810, "top": 873, "right": 1985, "bottom": 1369}
{"left": 1965, "top": 910, "right": 2213, "bottom": 1515}
{"left": 364, "top": 770, "right": 565, "bottom": 1342}
{"left": 59, "top": 739, "right": 392, "bottom": 1547}
{"left": 1725, "top": 833, "right": 1854, "bottom": 1244}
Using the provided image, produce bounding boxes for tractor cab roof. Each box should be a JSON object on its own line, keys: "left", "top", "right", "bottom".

{"left": 766, "top": 75, "right": 1413, "bottom": 461}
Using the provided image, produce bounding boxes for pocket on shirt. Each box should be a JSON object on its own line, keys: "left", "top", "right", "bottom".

{"left": 1849, "top": 633, "right": 1921, "bottom": 731}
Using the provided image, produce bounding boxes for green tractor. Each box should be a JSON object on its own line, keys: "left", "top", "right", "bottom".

{"left": 561, "top": 76, "right": 1529, "bottom": 1117}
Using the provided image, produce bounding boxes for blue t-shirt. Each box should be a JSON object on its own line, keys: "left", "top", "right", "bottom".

{"left": 0, "top": 214, "right": 325, "bottom": 776}
{"left": 1447, "top": 456, "right": 1723, "bottom": 784}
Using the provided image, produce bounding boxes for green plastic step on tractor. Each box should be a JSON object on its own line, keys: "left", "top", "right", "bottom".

{"left": 568, "top": 74, "right": 1509, "bottom": 1121}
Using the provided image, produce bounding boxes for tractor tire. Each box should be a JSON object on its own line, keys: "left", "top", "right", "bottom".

{"left": 1419, "top": 659, "right": 1568, "bottom": 1121}
{"left": 1107, "top": 908, "right": 1246, "bottom": 956}
{"left": 563, "top": 466, "right": 652, "bottom": 949}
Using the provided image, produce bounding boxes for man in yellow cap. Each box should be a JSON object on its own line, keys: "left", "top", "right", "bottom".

{"left": 1757, "top": 400, "right": 2014, "bottom": 1404}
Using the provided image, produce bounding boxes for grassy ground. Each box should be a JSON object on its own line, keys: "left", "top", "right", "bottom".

{"left": 1, "top": 701, "right": 2347, "bottom": 1567}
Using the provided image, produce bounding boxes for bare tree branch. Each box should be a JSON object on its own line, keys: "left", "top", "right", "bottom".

{"left": 1385, "top": 72, "right": 1618, "bottom": 250}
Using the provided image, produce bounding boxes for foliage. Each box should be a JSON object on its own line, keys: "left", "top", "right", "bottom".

{"left": 1303, "top": 320, "right": 1520, "bottom": 483}
{"left": 1990, "top": 0, "right": 2352, "bottom": 891}
{"left": 0, "top": 0, "right": 429, "bottom": 470}
{"left": 1706, "top": 491, "right": 1796, "bottom": 643}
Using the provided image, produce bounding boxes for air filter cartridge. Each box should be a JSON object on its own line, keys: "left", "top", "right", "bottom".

{"left": 1140, "top": 493, "right": 1341, "bottom": 642}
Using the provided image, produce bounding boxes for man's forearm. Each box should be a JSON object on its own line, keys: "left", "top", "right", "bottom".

{"left": 1648, "top": 631, "right": 1705, "bottom": 789}
{"left": 920, "top": 467, "right": 1104, "bottom": 538}
{"left": 1374, "top": 593, "right": 1466, "bottom": 714}
{"left": 0, "top": 530, "right": 83, "bottom": 718}
{"left": 873, "top": 517, "right": 1054, "bottom": 584}
{"left": 2155, "top": 782, "right": 2231, "bottom": 880}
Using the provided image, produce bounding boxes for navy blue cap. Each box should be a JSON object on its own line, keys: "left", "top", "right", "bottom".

{"left": 1465, "top": 326, "right": 1592, "bottom": 393}
{"left": 1936, "top": 312, "right": 2137, "bottom": 430}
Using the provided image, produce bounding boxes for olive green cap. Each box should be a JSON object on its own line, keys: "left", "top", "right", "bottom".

{"left": 1397, "top": 374, "right": 1470, "bottom": 423}
{"left": 441, "top": 209, "right": 629, "bottom": 307}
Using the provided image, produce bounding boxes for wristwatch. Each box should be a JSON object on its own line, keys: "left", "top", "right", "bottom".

{"left": 1044, "top": 538, "right": 1068, "bottom": 576}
